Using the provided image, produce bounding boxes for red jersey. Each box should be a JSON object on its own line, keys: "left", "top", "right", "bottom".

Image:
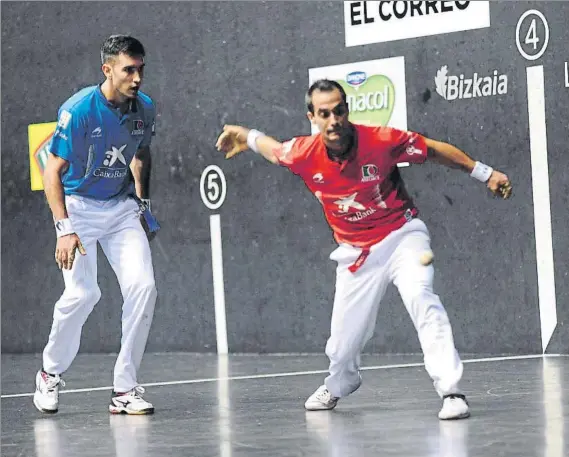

{"left": 276, "top": 123, "right": 428, "bottom": 249}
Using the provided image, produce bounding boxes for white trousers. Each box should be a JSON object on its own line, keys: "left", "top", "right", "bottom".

{"left": 324, "top": 218, "right": 463, "bottom": 398}
{"left": 43, "top": 194, "right": 157, "bottom": 392}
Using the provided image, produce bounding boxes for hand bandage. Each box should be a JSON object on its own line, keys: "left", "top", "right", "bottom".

{"left": 54, "top": 218, "right": 75, "bottom": 238}
{"left": 470, "top": 161, "right": 493, "bottom": 183}
{"left": 141, "top": 198, "right": 151, "bottom": 212}
{"left": 247, "top": 129, "right": 265, "bottom": 154}
{"left": 132, "top": 196, "right": 160, "bottom": 233}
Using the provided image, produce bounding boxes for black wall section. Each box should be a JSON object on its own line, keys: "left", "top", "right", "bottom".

{"left": 2, "top": 2, "right": 566, "bottom": 354}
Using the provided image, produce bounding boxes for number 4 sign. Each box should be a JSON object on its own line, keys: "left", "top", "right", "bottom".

{"left": 516, "top": 10, "right": 549, "bottom": 61}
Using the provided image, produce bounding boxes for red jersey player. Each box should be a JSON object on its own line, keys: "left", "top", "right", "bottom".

{"left": 215, "top": 79, "right": 512, "bottom": 420}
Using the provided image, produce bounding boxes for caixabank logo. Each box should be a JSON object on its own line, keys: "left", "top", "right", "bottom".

{"left": 434, "top": 65, "right": 508, "bottom": 101}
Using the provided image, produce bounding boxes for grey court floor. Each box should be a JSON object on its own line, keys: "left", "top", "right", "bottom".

{"left": 1, "top": 353, "right": 567, "bottom": 457}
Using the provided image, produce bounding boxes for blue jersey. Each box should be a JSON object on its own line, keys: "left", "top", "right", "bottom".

{"left": 49, "top": 84, "right": 156, "bottom": 200}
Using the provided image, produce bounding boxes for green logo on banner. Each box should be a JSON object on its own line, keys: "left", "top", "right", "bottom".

{"left": 337, "top": 73, "right": 395, "bottom": 126}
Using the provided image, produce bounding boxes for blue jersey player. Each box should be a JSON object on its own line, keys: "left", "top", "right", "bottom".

{"left": 34, "top": 35, "right": 158, "bottom": 415}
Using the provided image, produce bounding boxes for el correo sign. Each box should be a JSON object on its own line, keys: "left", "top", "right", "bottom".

{"left": 344, "top": 1, "right": 491, "bottom": 47}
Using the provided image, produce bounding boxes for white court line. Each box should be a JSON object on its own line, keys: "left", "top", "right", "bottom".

{"left": 526, "top": 65, "right": 557, "bottom": 353}
{"left": 217, "top": 355, "right": 231, "bottom": 457}
{"left": 2, "top": 354, "right": 563, "bottom": 399}
{"left": 210, "top": 214, "right": 228, "bottom": 355}
{"left": 543, "top": 357, "right": 564, "bottom": 457}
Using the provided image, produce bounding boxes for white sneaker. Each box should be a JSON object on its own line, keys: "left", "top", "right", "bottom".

{"left": 438, "top": 394, "right": 470, "bottom": 420}
{"left": 109, "top": 386, "right": 154, "bottom": 415}
{"left": 33, "top": 370, "right": 65, "bottom": 414}
{"left": 305, "top": 385, "right": 339, "bottom": 411}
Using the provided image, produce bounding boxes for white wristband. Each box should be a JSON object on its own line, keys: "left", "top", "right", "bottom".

{"left": 54, "top": 218, "right": 75, "bottom": 238}
{"left": 470, "top": 161, "right": 493, "bottom": 183}
{"left": 247, "top": 129, "right": 264, "bottom": 154}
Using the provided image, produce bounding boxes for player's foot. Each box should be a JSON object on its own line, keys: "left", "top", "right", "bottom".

{"left": 438, "top": 394, "right": 470, "bottom": 420}
{"left": 109, "top": 386, "right": 154, "bottom": 415}
{"left": 304, "top": 385, "right": 339, "bottom": 411}
{"left": 33, "top": 369, "right": 65, "bottom": 414}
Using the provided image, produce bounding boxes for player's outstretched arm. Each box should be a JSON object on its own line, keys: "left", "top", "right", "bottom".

{"left": 215, "top": 125, "right": 281, "bottom": 165}
{"left": 425, "top": 137, "right": 512, "bottom": 199}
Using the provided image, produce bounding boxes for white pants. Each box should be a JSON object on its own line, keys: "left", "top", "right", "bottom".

{"left": 324, "top": 218, "right": 463, "bottom": 398}
{"left": 43, "top": 194, "right": 157, "bottom": 392}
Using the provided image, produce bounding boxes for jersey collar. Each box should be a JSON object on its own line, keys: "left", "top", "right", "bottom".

{"left": 96, "top": 84, "right": 138, "bottom": 115}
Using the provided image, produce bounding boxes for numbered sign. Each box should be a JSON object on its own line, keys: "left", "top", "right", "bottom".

{"left": 516, "top": 10, "right": 549, "bottom": 61}
{"left": 200, "top": 165, "right": 227, "bottom": 210}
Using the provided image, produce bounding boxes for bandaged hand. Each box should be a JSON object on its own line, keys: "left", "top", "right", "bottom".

{"left": 140, "top": 214, "right": 157, "bottom": 241}
{"left": 487, "top": 170, "right": 513, "bottom": 199}
{"left": 131, "top": 197, "right": 159, "bottom": 242}
{"left": 55, "top": 234, "right": 86, "bottom": 270}
{"left": 215, "top": 125, "right": 250, "bottom": 159}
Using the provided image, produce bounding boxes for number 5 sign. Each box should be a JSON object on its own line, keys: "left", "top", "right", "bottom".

{"left": 200, "top": 165, "right": 227, "bottom": 210}
{"left": 200, "top": 164, "right": 229, "bottom": 355}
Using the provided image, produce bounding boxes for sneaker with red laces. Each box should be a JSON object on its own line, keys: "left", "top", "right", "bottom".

{"left": 33, "top": 369, "right": 65, "bottom": 413}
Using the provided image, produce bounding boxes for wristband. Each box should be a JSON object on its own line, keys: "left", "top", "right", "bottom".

{"left": 247, "top": 129, "right": 264, "bottom": 154}
{"left": 54, "top": 218, "right": 75, "bottom": 238}
{"left": 470, "top": 161, "right": 493, "bottom": 183}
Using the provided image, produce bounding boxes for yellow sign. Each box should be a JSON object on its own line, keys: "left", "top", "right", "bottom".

{"left": 28, "top": 122, "right": 56, "bottom": 191}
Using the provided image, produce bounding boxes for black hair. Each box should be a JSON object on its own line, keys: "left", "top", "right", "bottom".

{"left": 100, "top": 35, "right": 145, "bottom": 65}
{"left": 305, "top": 79, "right": 347, "bottom": 113}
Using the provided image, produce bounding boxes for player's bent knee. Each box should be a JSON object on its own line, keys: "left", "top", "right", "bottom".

{"left": 56, "top": 286, "right": 101, "bottom": 318}
{"left": 134, "top": 278, "right": 157, "bottom": 301}
{"left": 80, "top": 287, "right": 102, "bottom": 310}
{"left": 61, "top": 286, "right": 101, "bottom": 306}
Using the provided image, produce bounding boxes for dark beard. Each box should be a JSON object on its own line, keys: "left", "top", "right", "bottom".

{"left": 326, "top": 127, "right": 355, "bottom": 162}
